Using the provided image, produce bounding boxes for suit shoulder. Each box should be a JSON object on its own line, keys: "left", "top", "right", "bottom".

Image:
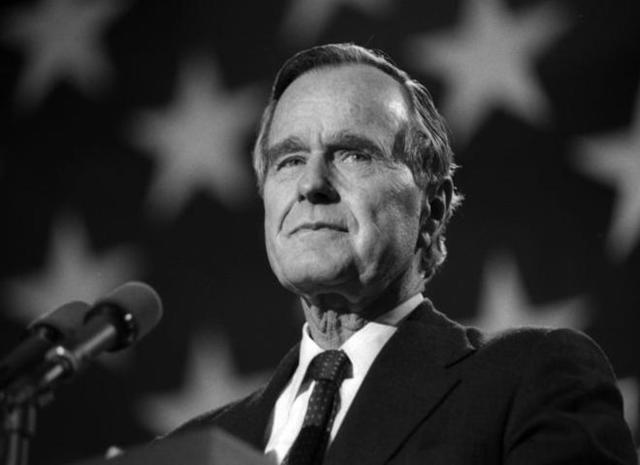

{"left": 169, "top": 387, "right": 266, "bottom": 437}
{"left": 465, "top": 326, "right": 550, "bottom": 357}
{"left": 471, "top": 325, "right": 601, "bottom": 352}
{"left": 466, "top": 326, "right": 616, "bottom": 379}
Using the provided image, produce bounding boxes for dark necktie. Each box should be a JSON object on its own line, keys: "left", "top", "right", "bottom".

{"left": 282, "top": 350, "right": 351, "bottom": 465}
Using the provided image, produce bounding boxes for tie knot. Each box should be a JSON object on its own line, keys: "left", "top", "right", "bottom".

{"left": 307, "top": 350, "right": 350, "bottom": 384}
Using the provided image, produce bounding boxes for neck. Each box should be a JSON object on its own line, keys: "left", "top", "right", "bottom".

{"left": 303, "top": 302, "right": 367, "bottom": 349}
{"left": 296, "top": 255, "right": 427, "bottom": 349}
{"left": 301, "top": 273, "right": 423, "bottom": 349}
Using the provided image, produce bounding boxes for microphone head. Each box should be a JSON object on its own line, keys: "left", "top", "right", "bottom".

{"left": 28, "top": 301, "right": 90, "bottom": 342}
{"left": 90, "top": 282, "right": 163, "bottom": 350}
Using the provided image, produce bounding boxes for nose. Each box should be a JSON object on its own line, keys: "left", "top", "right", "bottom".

{"left": 297, "top": 155, "right": 339, "bottom": 203}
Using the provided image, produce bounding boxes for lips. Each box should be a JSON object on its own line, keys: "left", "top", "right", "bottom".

{"left": 289, "top": 221, "right": 348, "bottom": 235}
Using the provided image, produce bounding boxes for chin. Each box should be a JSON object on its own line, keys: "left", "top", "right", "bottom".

{"left": 276, "top": 259, "right": 353, "bottom": 296}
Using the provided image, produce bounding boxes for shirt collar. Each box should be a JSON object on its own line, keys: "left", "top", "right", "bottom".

{"left": 295, "top": 292, "right": 424, "bottom": 383}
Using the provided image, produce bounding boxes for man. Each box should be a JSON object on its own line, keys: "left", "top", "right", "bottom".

{"left": 178, "top": 43, "right": 636, "bottom": 464}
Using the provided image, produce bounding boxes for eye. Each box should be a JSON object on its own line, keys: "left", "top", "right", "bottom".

{"left": 336, "top": 150, "right": 372, "bottom": 163}
{"left": 275, "top": 155, "right": 306, "bottom": 170}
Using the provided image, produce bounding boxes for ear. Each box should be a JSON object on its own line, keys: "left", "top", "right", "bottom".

{"left": 419, "top": 177, "right": 453, "bottom": 248}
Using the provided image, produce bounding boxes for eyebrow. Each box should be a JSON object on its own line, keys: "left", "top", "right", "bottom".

{"left": 264, "top": 131, "right": 388, "bottom": 165}
{"left": 265, "top": 137, "right": 309, "bottom": 165}
{"left": 325, "top": 131, "right": 386, "bottom": 157}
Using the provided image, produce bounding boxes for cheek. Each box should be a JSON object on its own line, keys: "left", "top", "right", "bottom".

{"left": 263, "top": 205, "right": 286, "bottom": 279}
{"left": 263, "top": 183, "right": 286, "bottom": 234}
{"left": 359, "top": 185, "right": 423, "bottom": 253}
{"left": 263, "top": 203, "right": 277, "bottom": 235}
{"left": 262, "top": 191, "right": 284, "bottom": 265}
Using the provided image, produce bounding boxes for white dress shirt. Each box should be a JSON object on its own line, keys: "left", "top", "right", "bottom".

{"left": 264, "top": 293, "right": 423, "bottom": 463}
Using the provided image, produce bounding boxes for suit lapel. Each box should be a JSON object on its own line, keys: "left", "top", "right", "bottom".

{"left": 324, "top": 300, "right": 475, "bottom": 465}
{"left": 214, "top": 343, "right": 300, "bottom": 450}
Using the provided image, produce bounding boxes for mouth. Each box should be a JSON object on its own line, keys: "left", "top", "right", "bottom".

{"left": 289, "top": 222, "right": 348, "bottom": 235}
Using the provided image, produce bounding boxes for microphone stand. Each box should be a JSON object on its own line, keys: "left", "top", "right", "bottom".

{"left": 0, "top": 322, "right": 119, "bottom": 465}
{"left": 2, "top": 402, "right": 37, "bottom": 465}
{"left": 1, "top": 349, "right": 61, "bottom": 465}
{"left": 0, "top": 282, "right": 161, "bottom": 465}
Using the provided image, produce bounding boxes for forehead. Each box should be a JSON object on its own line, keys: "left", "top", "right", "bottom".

{"left": 268, "top": 64, "right": 410, "bottom": 147}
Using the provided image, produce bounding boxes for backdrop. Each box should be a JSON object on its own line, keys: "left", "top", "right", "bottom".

{"left": 1, "top": 0, "right": 638, "bottom": 463}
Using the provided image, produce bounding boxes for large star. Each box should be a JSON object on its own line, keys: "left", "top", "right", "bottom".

{"left": 3, "top": 0, "right": 125, "bottom": 110}
{"left": 470, "top": 253, "right": 590, "bottom": 333}
{"left": 279, "top": 0, "right": 391, "bottom": 47}
{"left": 405, "top": 0, "right": 567, "bottom": 142}
{"left": 3, "top": 215, "right": 140, "bottom": 324}
{"left": 618, "top": 377, "right": 639, "bottom": 440}
{"left": 137, "top": 331, "right": 269, "bottom": 434}
{"left": 574, "top": 91, "right": 640, "bottom": 261}
{"left": 130, "top": 59, "right": 259, "bottom": 219}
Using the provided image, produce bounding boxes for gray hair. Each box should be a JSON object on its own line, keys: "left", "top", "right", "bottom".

{"left": 253, "top": 43, "right": 461, "bottom": 282}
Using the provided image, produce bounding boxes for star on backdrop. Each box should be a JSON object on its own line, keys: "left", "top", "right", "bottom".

{"left": 279, "top": 0, "right": 391, "bottom": 46}
{"left": 405, "top": 0, "right": 567, "bottom": 143}
{"left": 469, "top": 253, "right": 590, "bottom": 333}
{"left": 2, "top": 0, "right": 126, "bottom": 110}
{"left": 2, "top": 215, "right": 140, "bottom": 324}
{"left": 137, "top": 331, "right": 269, "bottom": 434}
{"left": 574, "top": 89, "right": 640, "bottom": 261}
{"left": 130, "top": 58, "right": 260, "bottom": 219}
{"left": 618, "top": 377, "right": 639, "bottom": 440}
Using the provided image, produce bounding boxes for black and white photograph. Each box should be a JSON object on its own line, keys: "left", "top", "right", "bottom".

{"left": 1, "top": 0, "right": 638, "bottom": 463}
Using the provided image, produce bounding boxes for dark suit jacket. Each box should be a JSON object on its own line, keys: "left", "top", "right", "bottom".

{"left": 178, "top": 300, "right": 636, "bottom": 464}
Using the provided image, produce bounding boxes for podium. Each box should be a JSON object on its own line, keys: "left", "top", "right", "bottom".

{"left": 66, "top": 428, "right": 272, "bottom": 465}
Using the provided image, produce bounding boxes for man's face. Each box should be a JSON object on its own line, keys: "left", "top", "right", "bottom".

{"left": 262, "top": 65, "right": 425, "bottom": 307}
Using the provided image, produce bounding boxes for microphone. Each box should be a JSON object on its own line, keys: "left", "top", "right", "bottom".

{"left": 0, "top": 301, "right": 89, "bottom": 389}
{"left": 1, "top": 282, "right": 163, "bottom": 405}
{"left": 63, "top": 281, "right": 163, "bottom": 368}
